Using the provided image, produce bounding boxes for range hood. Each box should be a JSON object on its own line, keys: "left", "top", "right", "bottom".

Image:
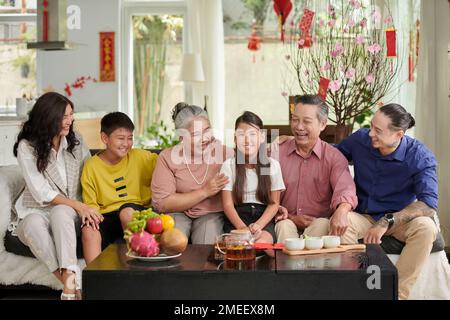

{"left": 27, "top": 0, "right": 71, "bottom": 50}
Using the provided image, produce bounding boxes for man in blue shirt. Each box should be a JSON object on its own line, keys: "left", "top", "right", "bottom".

{"left": 337, "top": 104, "right": 439, "bottom": 300}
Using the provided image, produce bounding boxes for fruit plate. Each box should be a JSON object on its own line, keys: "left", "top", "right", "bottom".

{"left": 126, "top": 252, "right": 182, "bottom": 262}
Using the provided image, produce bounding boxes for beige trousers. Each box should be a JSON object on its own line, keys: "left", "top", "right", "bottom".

{"left": 341, "top": 212, "right": 438, "bottom": 300}
{"left": 17, "top": 205, "right": 80, "bottom": 273}
{"left": 168, "top": 212, "right": 224, "bottom": 244}
{"left": 275, "top": 212, "right": 438, "bottom": 299}
{"left": 275, "top": 217, "right": 331, "bottom": 243}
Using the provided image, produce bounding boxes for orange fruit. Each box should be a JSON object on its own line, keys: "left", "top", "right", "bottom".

{"left": 160, "top": 214, "right": 175, "bottom": 231}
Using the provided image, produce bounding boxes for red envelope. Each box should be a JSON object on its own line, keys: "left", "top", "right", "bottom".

{"left": 253, "top": 243, "right": 285, "bottom": 250}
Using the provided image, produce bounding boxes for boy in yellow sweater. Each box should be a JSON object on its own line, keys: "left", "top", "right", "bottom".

{"left": 81, "top": 112, "right": 158, "bottom": 264}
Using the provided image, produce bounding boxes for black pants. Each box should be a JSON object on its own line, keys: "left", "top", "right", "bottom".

{"left": 223, "top": 203, "right": 276, "bottom": 241}
{"left": 99, "top": 203, "right": 146, "bottom": 250}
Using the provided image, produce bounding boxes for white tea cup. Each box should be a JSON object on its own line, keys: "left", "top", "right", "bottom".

{"left": 322, "top": 235, "right": 341, "bottom": 249}
{"left": 284, "top": 238, "right": 305, "bottom": 251}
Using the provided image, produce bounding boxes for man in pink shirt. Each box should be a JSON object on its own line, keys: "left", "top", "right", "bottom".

{"left": 274, "top": 95, "right": 358, "bottom": 242}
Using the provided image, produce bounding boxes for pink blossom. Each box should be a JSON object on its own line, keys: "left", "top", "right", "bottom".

{"left": 350, "top": 0, "right": 361, "bottom": 9}
{"left": 328, "top": 19, "right": 336, "bottom": 28}
{"left": 355, "top": 35, "right": 365, "bottom": 44}
{"left": 372, "top": 10, "right": 381, "bottom": 24}
{"left": 328, "top": 4, "right": 335, "bottom": 14}
{"left": 344, "top": 27, "right": 350, "bottom": 33}
{"left": 384, "top": 15, "right": 393, "bottom": 25}
{"left": 318, "top": 18, "right": 325, "bottom": 28}
{"left": 365, "top": 74, "right": 375, "bottom": 84}
{"left": 348, "top": 18, "right": 356, "bottom": 28}
{"left": 281, "top": 91, "right": 288, "bottom": 97}
{"left": 331, "top": 42, "right": 344, "bottom": 58}
{"left": 321, "top": 62, "right": 331, "bottom": 72}
{"left": 298, "top": 38, "right": 305, "bottom": 46}
{"left": 368, "top": 43, "right": 382, "bottom": 55}
{"left": 345, "top": 68, "right": 356, "bottom": 79}
{"left": 329, "top": 80, "right": 341, "bottom": 93}
{"left": 360, "top": 18, "right": 367, "bottom": 28}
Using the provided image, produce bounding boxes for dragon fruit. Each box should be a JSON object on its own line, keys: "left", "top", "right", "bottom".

{"left": 129, "top": 231, "right": 160, "bottom": 257}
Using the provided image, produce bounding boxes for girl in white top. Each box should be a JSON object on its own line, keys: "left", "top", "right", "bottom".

{"left": 220, "top": 111, "right": 285, "bottom": 255}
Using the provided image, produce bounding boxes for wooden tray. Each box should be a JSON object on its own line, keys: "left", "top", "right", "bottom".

{"left": 282, "top": 244, "right": 366, "bottom": 256}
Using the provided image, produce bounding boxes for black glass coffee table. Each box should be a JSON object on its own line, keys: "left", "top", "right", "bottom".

{"left": 82, "top": 244, "right": 397, "bottom": 300}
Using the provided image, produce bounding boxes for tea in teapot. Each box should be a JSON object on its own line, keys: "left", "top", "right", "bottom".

{"left": 216, "top": 229, "right": 256, "bottom": 261}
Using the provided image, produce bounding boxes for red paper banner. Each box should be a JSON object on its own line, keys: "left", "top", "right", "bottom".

{"left": 318, "top": 77, "right": 330, "bottom": 100}
{"left": 386, "top": 28, "right": 397, "bottom": 58}
{"left": 299, "top": 8, "right": 315, "bottom": 35}
{"left": 100, "top": 32, "right": 115, "bottom": 82}
{"left": 42, "top": 0, "right": 49, "bottom": 42}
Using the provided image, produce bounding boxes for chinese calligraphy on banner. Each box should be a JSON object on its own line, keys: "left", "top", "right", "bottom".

{"left": 100, "top": 32, "right": 115, "bottom": 82}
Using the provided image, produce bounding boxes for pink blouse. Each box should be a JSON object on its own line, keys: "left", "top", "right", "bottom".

{"left": 151, "top": 141, "right": 233, "bottom": 218}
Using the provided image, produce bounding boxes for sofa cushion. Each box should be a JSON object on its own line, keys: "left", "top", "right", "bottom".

{"left": 4, "top": 229, "right": 84, "bottom": 259}
{"left": 380, "top": 233, "right": 445, "bottom": 255}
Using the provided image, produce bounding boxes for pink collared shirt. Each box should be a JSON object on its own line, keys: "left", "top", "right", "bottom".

{"left": 273, "top": 139, "right": 357, "bottom": 218}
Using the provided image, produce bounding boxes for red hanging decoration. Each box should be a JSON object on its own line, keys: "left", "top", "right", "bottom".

{"left": 318, "top": 77, "right": 330, "bottom": 100}
{"left": 299, "top": 8, "right": 315, "bottom": 35}
{"left": 42, "top": 0, "right": 49, "bottom": 42}
{"left": 297, "top": 8, "right": 315, "bottom": 49}
{"left": 386, "top": 28, "right": 397, "bottom": 58}
{"left": 273, "top": 0, "right": 293, "bottom": 42}
{"left": 247, "top": 24, "right": 261, "bottom": 63}
{"left": 415, "top": 19, "right": 420, "bottom": 67}
{"left": 100, "top": 32, "right": 116, "bottom": 81}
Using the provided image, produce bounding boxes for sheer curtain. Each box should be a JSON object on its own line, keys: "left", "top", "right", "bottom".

{"left": 415, "top": 0, "right": 450, "bottom": 242}
{"left": 186, "top": 0, "right": 225, "bottom": 140}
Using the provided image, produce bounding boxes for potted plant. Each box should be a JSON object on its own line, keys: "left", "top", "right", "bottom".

{"left": 284, "top": 0, "right": 400, "bottom": 143}
{"left": 134, "top": 120, "right": 179, "bottom": 151}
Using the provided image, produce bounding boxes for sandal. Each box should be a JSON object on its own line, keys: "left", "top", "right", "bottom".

{"left": 66, "top": 264, "right": 82, "bottom": 291}
{"left": 60, "top": 292, "right": 77, "bottom": 300}
{"left": 63, "top": 265, "right": 82, "bottom": 300}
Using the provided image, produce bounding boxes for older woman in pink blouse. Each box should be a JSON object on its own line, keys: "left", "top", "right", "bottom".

{"left": 151, "top": 103, "right": 233, "bottom": 244}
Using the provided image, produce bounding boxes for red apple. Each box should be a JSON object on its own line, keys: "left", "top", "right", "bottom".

{"left": 146, "top": 217, "right": 163, "bottom": 234}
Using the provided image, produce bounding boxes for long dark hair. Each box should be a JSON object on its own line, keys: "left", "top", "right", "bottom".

{"left": 233, "top": 111, "right": 272, "bottom": 206}
{"left": 13, "top": 92, "right": 79, "bottom": 172}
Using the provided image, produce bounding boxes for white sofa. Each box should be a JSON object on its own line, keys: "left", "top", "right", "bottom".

{"left": 0, "top": 165, "right": 85, "bottom": 290}
{"left": 1, "top": 164, "right": 449, "bottom": 298}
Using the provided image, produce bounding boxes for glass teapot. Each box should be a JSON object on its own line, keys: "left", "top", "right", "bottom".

{"left": 215, "top": 229, "right": 257, "bottom": 261}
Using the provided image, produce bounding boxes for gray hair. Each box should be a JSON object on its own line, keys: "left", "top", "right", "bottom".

{"left": 171, "top": 102, "right": 209, "bottom": 130}
{"left": 293, "top": 94, "right": 328, "bottom": 122}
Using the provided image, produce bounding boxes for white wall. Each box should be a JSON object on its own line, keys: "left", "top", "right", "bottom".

{"left": 37, "top": 0, "right": 120, "bottom": 113}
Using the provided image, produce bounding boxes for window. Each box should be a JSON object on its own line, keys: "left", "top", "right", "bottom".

{"left": 122, "top": 1, "right": 186, "bottom": 140}
{"left": 0, "top": 0, "right": 36, "bottom": 114}
{"left": 223, "top": 0, "right": 294, "bottom": 131}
